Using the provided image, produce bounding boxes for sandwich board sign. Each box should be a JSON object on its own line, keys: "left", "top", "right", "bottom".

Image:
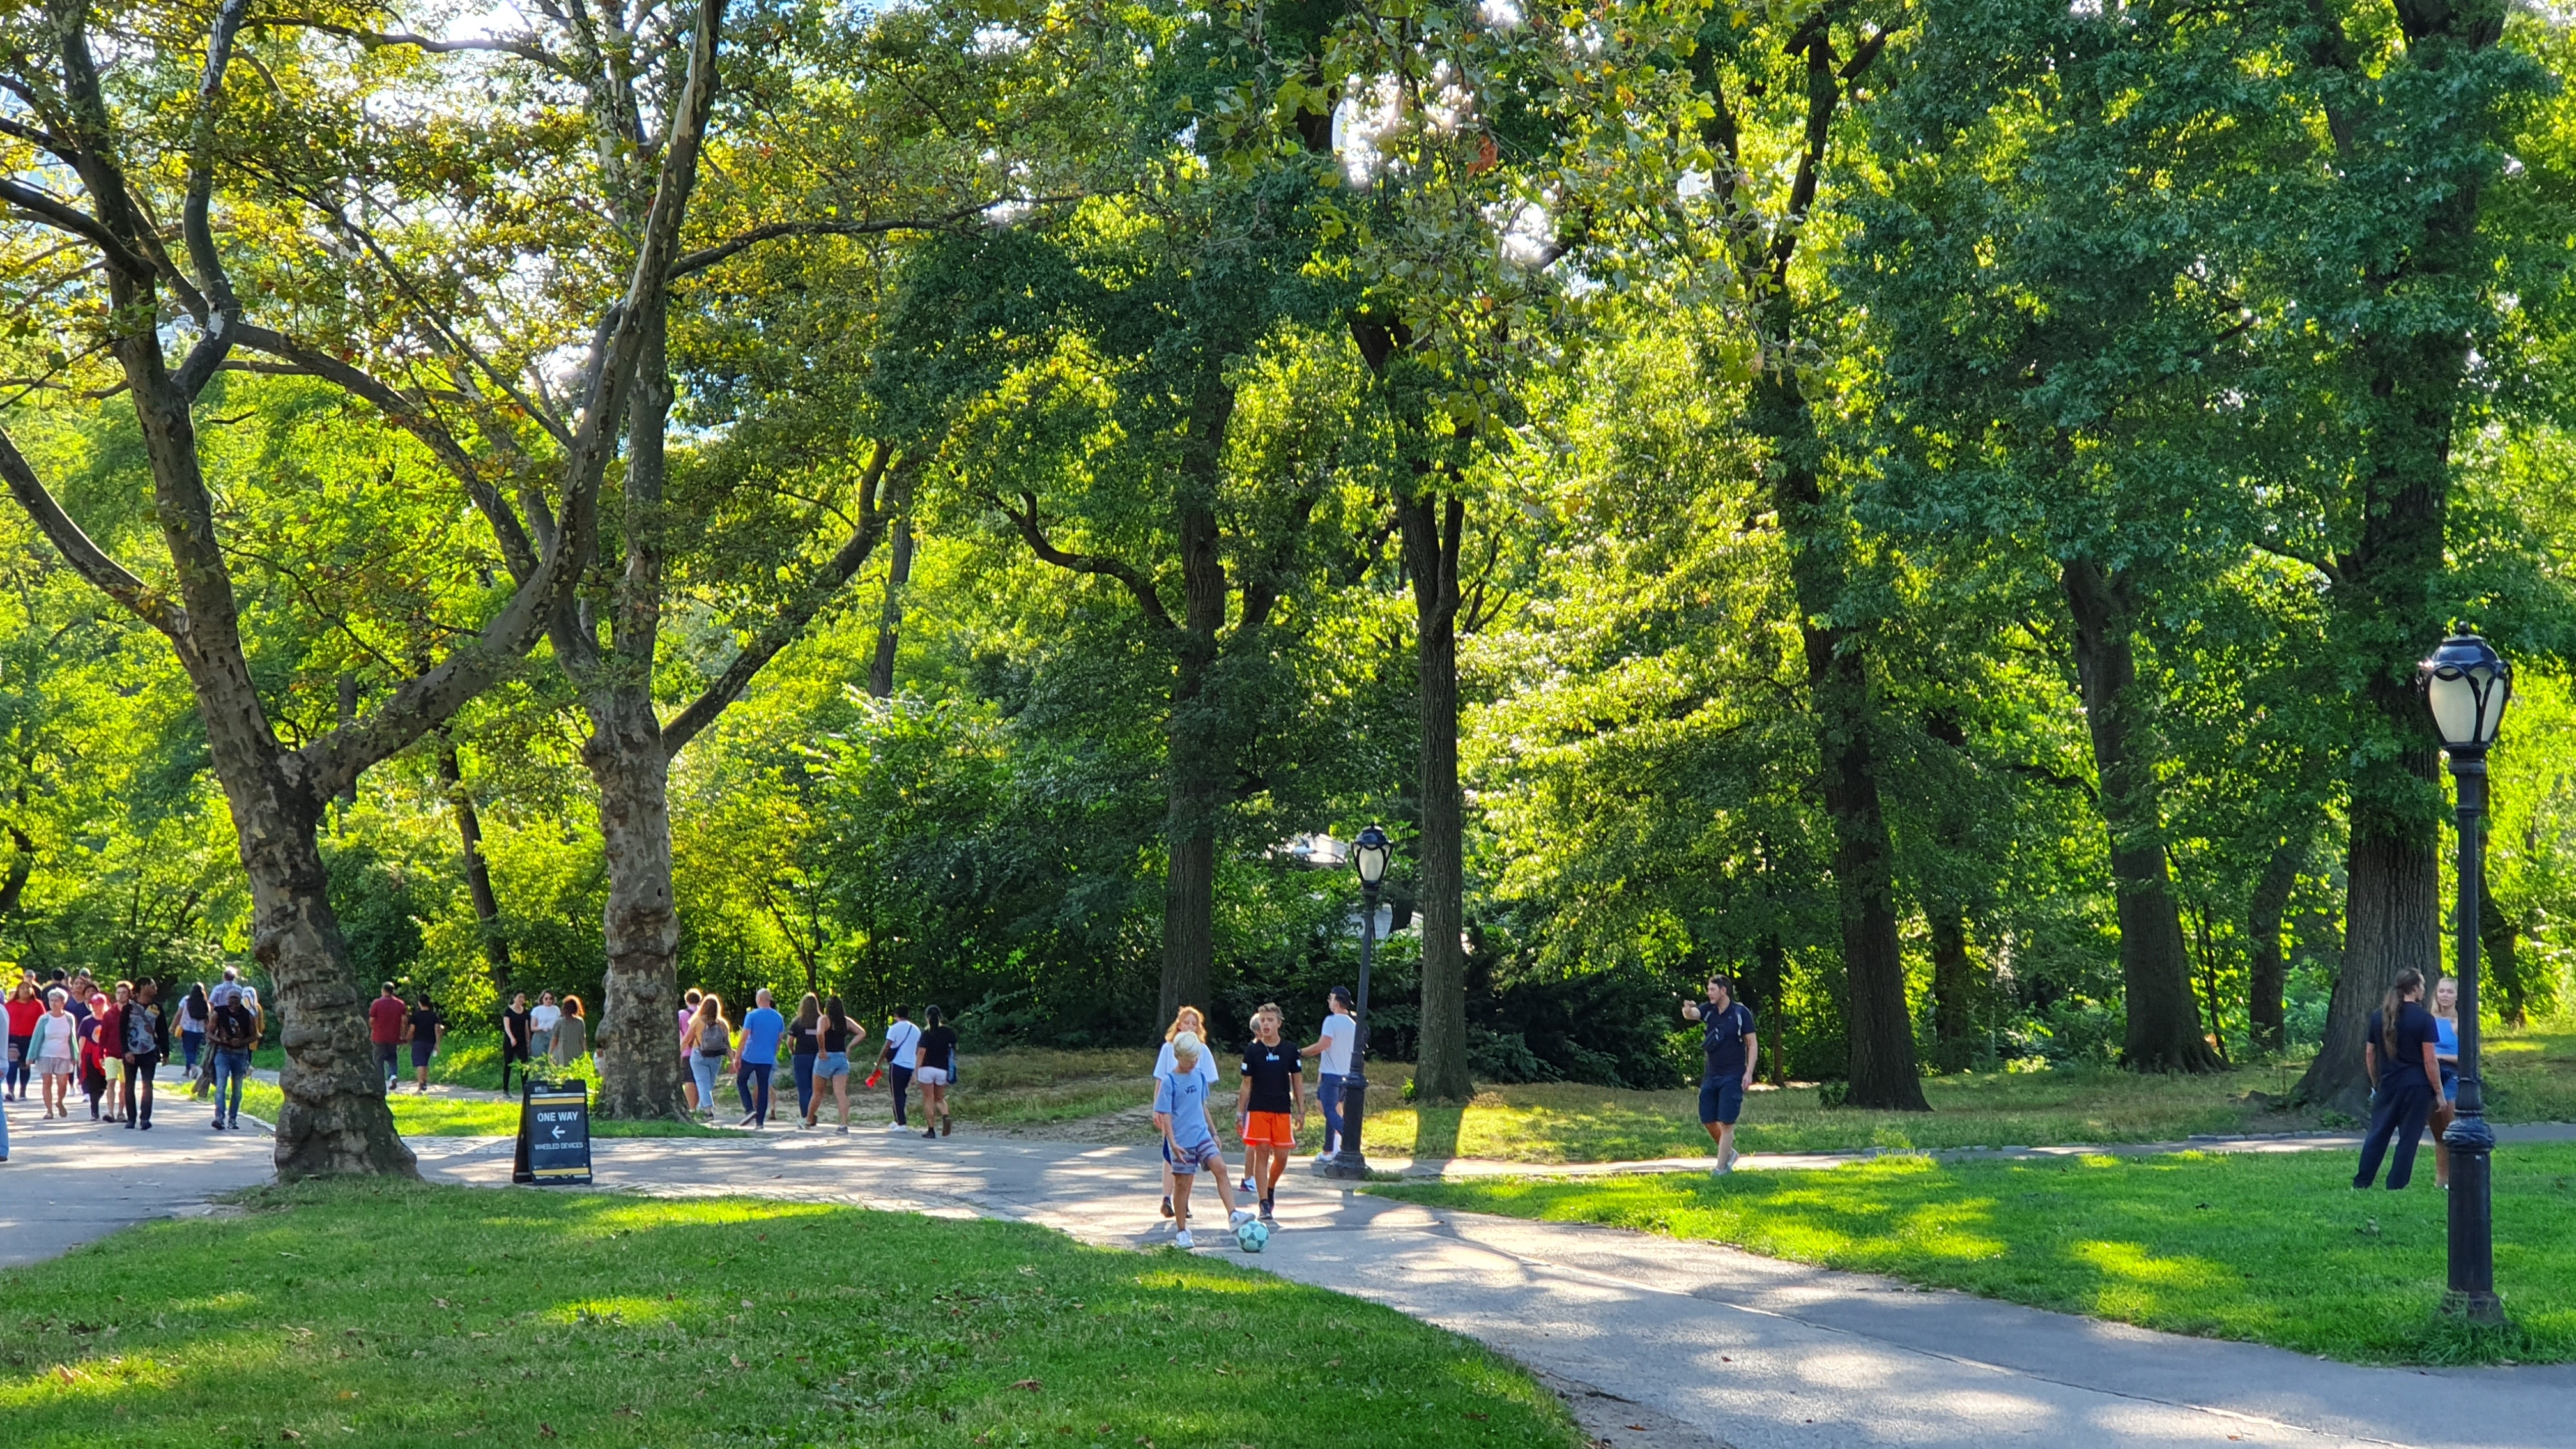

{"left": 513, "top": 1078, "right": 594, "bottom": 1185}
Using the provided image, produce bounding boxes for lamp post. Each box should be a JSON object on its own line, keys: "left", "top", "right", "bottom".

{"left": 2418, "top": 632, "right": 2511, "bottom": 1325}
{"left": 1322, "top": 824, "right": 1390, "bottom": 1181}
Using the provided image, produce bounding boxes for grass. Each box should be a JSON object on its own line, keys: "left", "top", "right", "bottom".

{"left": 1353, "top": 1024, "right": 2576, "bottom": 1164}
{"left": 231, "top": 1079, "right": 727, "bottom": 1139}
{"left": 246, "top": 1023, "right": 2576, "bottom": 1158}
{"left": 0, "top": 1182, "right": 1579, "bottom": 1449}
{"left": 1370, "top": 1142, "right": 2576, "bottom": 1365}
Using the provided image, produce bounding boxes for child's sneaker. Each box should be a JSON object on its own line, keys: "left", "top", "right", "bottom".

{"left": 1229, "top": 1208, "right": 1256, "bottom": 1230}
{"left": 1259, "top": 1198, "right": 1276, "bottom": 1222}
{"left": 1174, "top": 1230, "right": 1196, "bottom": 1250}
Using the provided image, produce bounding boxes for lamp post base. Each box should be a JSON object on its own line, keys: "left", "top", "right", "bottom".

{"left": 2440, "top": 1289, "right": 2506, "bottom": 1326}
{"left": 1317, "top": 1071, "right": 1368, "bottom": 1179}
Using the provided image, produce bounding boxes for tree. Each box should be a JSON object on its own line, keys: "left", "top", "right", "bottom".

{"left": 1677, "top": 0, "right": 1926, "bottom": 1107}
{"left": 0, "top": 0, "right": 729, "bottom": 1172}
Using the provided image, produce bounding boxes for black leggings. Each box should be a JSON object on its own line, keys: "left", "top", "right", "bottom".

{"left": 2355, "top": 1082, "right": 2435, "bottom": 1190}
{"left": 501, "top": 1043, "right": 530, "bottom": 1092}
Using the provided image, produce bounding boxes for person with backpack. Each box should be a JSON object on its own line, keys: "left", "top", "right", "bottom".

{"left": 682, "top": 995, "right": 731, "bottom": 1121}
{"left": 206, "top": 979, "right": 261, "bottom": 1131}
{"left": 121, "top": 979, "right": 170, "bottom": 1129}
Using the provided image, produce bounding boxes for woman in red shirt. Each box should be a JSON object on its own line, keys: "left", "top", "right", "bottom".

{"left": 4, "top": 981, "right": 41, "bottom": 1101}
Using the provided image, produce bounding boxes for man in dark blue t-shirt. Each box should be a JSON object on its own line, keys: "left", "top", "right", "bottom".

{"left": 1683, "top": 974, "right": 1758, "bottom": 1174}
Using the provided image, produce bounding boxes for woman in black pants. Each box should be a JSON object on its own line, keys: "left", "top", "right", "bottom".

{"left": 500, "top": 992, "right": 532, "bottom": 1092}
{"left": 122, "top": 979, "right": 170, "bottom": 1129}
{"left": 2354, "top": 968, "right": 2443, "bottom": 1190}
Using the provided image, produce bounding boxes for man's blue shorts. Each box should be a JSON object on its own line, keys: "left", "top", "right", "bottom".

{"left": 1699, "top": 1075, "right": 1744, "bottom": 1126}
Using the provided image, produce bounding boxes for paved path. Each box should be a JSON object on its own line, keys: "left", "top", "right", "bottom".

{"left": 0, "top": 1098, "right": 275, "bottom": 1266}
{"left": 11, "top": 1095, "right": 2574, "bottom": 1448}
{"left": 411, "top": 1129, "right": 2571, "bottom": 1449}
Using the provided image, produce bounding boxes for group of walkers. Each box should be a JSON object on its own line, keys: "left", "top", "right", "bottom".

{"left": 0, "top": 965, "right": 264, "bottom": 1149}
{"left": 673, "top": 988, "right": 959, "bottom": 1135}
{"left": 1148, "top": 989, "right": 1360, "bottom": 1248}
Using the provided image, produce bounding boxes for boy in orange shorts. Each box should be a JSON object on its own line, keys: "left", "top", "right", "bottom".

{"left": 1236, "top": 1003, "right": 1305, "bottom": 1222}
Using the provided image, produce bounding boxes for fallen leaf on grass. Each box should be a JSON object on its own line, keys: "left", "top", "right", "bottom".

{"left": 539, "top": 1425, "right": 558, "bottom": 1440}
{"left": 1013, "top": 1379, "right": 1043, "bottom": 1392}
{"left": 279, "top": 1433, "right": 302, "bottom": 1443}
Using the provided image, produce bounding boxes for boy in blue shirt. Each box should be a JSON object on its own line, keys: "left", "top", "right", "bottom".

{"left": 1153, "top": 1032, "right": 1254, "bottom": 1249}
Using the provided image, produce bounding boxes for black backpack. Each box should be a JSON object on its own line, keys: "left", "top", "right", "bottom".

{"left": 208, "top": 1000, "right": 258, "bottom": 1051}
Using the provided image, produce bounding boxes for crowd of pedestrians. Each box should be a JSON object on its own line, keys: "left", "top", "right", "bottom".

{"left": 0, "top": 964, "right": 267, "bottom": 1156}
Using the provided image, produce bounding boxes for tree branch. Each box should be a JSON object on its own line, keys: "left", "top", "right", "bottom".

{"left": 254, "top": 16, "right": 579, "bottom": 77}
{"left": 666, "top": 199, "right": 1072, "bottom": 279}
{"left": 992, "top": 489, "right": 1175, "bottom": 631}
{"left": 229, "top": 324, "right": 541, "bottom": 581}
{"left": 172, "top": 0, "right": 257, "bottom": 400}
{"left": 661, "top": 445, "right": 903, "bottom": 758}
{"left": 0, "top": 177, "right": 156, "bottom": 279}
{"left": 0, "top": 425, "right": 186, "bottom": 635}
{"left": 290, "top": 0, "right": 733, "bottom": 802}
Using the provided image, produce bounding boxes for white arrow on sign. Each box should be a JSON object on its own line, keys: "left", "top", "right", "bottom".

{"left": 551, "top": 1125, "right": 565, "bottom": 1140}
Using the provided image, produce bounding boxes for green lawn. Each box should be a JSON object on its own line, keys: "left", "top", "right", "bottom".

{"left": 1358, "top": 1024, "right": 2576, "bottom": 1164}
{"left": 0, "top": 1182, "right": 1581, "bottom": 1449}
{"left": 1371, "top": 1143, "right": 2576, "bottom": 1365}
{"left": 232, "top": 1079, "right": 725, "bottom": 1138}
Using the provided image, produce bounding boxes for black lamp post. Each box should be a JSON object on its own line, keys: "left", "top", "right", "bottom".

{"left": 2418, "top": 632, "right": 2511, "bottom": 1325}
{"left": 1321, "top": 824, "right": 1390, "bottom": 1181}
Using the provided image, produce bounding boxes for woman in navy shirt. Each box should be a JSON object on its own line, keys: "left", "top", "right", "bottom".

{"left": 2354, "top": 968, "right": 2444, "bottom": 1190}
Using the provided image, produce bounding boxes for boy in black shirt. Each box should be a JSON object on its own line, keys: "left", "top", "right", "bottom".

{"left": 1237, "top": 1004, "right": 1304, "bottom": 1222}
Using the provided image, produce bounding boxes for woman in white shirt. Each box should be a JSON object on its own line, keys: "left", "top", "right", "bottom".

{"left": 31, "top": 988, "right": 78, "bottom": 1118}
{"left": 1151, "top": 1006, "right": 1218, "bottom": 1221}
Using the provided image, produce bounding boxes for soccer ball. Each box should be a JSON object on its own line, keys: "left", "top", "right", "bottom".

{"left": 1234, "top": 1216, "right": 1271, "bottom": 1254}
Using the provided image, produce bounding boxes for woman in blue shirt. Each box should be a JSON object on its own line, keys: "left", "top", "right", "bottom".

{"left": 2354, "top": 969, "right": 2443, "bottom": 1190}
{"left": 2429, "top": 976, "right": 2461, "bottom": 1188}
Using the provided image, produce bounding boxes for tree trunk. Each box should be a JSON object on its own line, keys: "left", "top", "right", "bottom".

{"left": 1400, "top": 491, "right": 1473, "bottom": 1104}
{"left": 1752, "top": 364, "right": 1927, "bottom": 1110}
{"left": 2288, "top": 0, "right": 2497, "bottom": 1114}
{"left": 438, "top": 739, "right": 512, "bottom": 997}
{"left": 124, "top": 319, "right": 418, "bottom": 1177}
{"left": 1929, "top": 910, "right": 1976, "bottom": 1072}
{"left": 2059, "top": 558, "right": 2222, "bottom": 1073}
{"left": 2481, "top": 884, "right": 2525, "bottom": 1028}
{"left": 581, "top": 306, "right": 684, "bottom": 1122}
{"left": 2246, "top": 829, "right": 2306, "bottom": 1054}
{"left": 2299, "top": 822, "right": 2439, "bottom": 1115}
{"left": 587, "top": 691, "right": 682, "bottom": 1118}
{"left": 868, "top": 508, "right": 915, "bottom": 699}
{"left": 1156, "top": 378, "right": 1234, "bottom": 1027}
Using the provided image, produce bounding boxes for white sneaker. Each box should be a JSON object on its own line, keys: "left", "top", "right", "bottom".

{"left": 887, "top": 1122, "right": 912, "bottom": 1132}
{"left": 1229, "top": 1208, "right": 1256, "bottom": 1229}
{"left": 1174, "top": 1230, "right": 1196, "bottom": 1249}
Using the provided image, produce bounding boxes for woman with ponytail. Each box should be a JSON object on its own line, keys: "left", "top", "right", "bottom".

{"left": 2354, "top": 968, "right": 2444, "bottom": 1190}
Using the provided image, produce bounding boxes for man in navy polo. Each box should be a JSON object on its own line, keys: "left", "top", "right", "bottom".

{"left": 1683, "top": 974, "right": 1758, "bottom": 1174}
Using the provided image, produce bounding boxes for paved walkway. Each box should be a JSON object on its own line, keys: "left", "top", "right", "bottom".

{"left": 11, "top": 1092, "right": 2575, "bottom": 1447}
{"left": 411, "top": 1129, "right": 2569, "bottom": 1449}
